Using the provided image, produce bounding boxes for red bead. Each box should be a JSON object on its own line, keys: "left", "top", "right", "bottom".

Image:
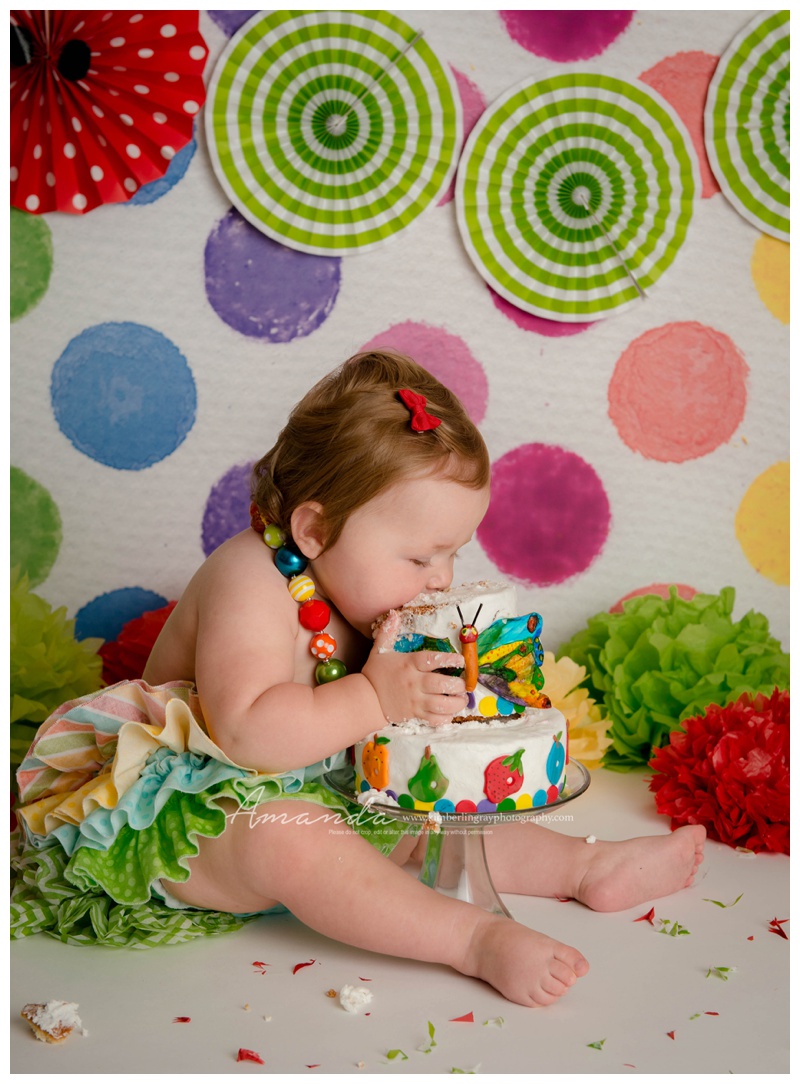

{"left": 298, "top": 598, "right": 331, "bottom": 632}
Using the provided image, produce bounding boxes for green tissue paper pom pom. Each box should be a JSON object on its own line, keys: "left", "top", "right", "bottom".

{"left": 10, "top": 569, "right": 104, "bottom": 773}
{"left": 557, "top": 587, "right": 789, "bottom": 771}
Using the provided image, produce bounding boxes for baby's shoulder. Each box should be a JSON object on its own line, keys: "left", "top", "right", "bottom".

{"left": 193, "top": 529, "right": 291, "bottom": 611}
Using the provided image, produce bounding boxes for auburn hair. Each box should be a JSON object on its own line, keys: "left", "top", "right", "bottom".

{"left": 251, "top": 350, "right": 490, "bottom": 551}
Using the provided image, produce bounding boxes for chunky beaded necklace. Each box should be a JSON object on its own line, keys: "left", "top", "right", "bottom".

{"left": 250, "top": 503, "right": 347, "bottom": 684}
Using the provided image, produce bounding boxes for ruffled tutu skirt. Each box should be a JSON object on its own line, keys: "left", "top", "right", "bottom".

{"left": 12, "top": 680, "right": 407, "bottom": 949}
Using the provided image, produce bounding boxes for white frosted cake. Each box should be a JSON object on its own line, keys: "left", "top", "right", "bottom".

{"left": 353, "top": 582, "right": 569, "bottom": 813}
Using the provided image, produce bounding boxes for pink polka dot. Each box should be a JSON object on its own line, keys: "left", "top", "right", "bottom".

{"left": 489, "top": 287, "right": 595, "bottom": 337}
{"left": 608, "top": 322, "right": 748, "bottom": 463}
{"left": 610, "top": 583, "right": 698, "bottom": 613}
{"left": 499, "top": 10, "right": 633, "bottom": 61}
{"left": 477, "top": 444, "right": 610, "bottom": 586}
{"left": 439, "top": 68, "right": 487, "bottom": 206}
{"left": 639, "top": 52, "right": 721, "bottom": 199}
{"left": 359, "top": 321, "right": 488, "bottom": 424}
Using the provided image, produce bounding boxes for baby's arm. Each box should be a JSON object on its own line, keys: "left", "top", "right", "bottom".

{"left": 193, "top": 536, "right": 464, "bottom": 773}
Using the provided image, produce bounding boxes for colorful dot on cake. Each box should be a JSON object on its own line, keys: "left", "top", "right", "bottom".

{"left": 516, "top": 793, "right": 533, "bottom": 810}
{"left": 479, "top": 696, "right": 499, "bottom": 717}
{"left": 456, "top": 800, "right": 477, "bottom": 813}
{"left": 497, "top": 798, "right": 517, "bottom": 812}
{"left": 434, "top": 799, "right": 455, "bottom": 813}
{"left": 533, "top": 790, "right": 548, "bottom": 808}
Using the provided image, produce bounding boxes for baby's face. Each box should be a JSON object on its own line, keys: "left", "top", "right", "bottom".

{"left": 310, "top": 474, "right": 490, "bottom": 636}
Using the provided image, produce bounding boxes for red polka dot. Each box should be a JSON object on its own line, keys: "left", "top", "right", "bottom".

{"left": 639, "top": 52, "right": 721, "bottom": 199}
{"left": 477, "top": 444, "right": 610, "bottom": 586}
{"left": 489, "top": 287, "right": 595, "bottom": 337}
{"left": 360, "top": 321, "right": 488, "bottom": 424}
{"left": 499, "top": 10, "right": 633, "bottom": 61}
{"left": 439, "top": 68, "right": 486, "bottom": 206}
{"left": 608, "top": 322, "right": 748, "bottom": 463}
{"left": 610, "top": 583, "right": 698, "bottom": 613}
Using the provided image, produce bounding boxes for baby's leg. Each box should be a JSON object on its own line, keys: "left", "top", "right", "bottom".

{"left": 165, "top": 801, "right": 589, "bottom": 1007}
{"left": 482, "top": 821, "right": 706, "bottom": 912}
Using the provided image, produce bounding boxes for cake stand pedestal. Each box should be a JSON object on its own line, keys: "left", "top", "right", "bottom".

{"left": 325, "top": 760, "right": 590, "bottom": 920}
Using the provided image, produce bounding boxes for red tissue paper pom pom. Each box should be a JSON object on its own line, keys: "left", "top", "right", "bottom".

{"left": 99, "top": 602, "right": 178, "bottom": 685}
{"left": 648, "top": 688, "right": 789, "bottom": 855}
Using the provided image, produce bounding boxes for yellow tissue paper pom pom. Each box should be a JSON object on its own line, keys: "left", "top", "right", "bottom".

{"left": 540, "top": 651, "right": 611, "bottom": 770}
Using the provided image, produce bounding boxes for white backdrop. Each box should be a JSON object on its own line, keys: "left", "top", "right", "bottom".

{"left": 10, "top": 9, "right": 789, "bottom": 657}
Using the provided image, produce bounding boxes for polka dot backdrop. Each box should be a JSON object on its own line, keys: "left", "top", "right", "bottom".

{"left": 10, "top": 11, "right": 789, "bottom": 653}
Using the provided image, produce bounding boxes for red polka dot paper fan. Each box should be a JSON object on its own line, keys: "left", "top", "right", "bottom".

{"left": 10, "top": 10, "right": 207, "bottom": 215}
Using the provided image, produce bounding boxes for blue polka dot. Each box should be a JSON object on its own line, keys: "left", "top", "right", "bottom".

{"left": 202, "top": 461, "right": 254, "bottom": 557}
{"left": 434, "top": 799, "right": 455, "bottom": 813}
{"left": 533, "top": 789, "right": 548, "bottom": 808}
{"left": 497, "top": 697, "right": 515, "bottom": 716}
{"left": 75, "top": 587, "right": 168, "bottom": 642}
{"left": 51, "top": 322, "right": 197, "bottom": 470}
{"left": 125, "top": 138, "right": 196, "bottom": 206}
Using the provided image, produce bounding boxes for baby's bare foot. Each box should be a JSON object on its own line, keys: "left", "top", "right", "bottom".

{"left": 460, "top": 915, "right": 589, "bottom": 1007}
{"left": 576, "top": 825, "right": 706, "bottom": 913}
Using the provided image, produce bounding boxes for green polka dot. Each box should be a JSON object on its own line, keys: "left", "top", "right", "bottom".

{"left": 10, "top": 208, "right": 53, "bottom": 322}
{"left": 497, "top": 797, "right": 517, "bottom": 812}
{"left": 11, "top": 467, "right": 62, "bottom": 586}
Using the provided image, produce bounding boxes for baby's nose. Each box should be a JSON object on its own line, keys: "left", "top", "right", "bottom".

{"left": 425, "top": 566, "right": 453, "bottom": 591}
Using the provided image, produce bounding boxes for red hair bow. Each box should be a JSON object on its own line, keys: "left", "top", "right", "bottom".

{"left": 398, "top": 388, "right": 442, "bottom": 432}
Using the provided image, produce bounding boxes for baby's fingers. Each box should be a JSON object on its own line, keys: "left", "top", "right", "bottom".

{"left": 415, "top": 650, "right": 465, "bottom": 673}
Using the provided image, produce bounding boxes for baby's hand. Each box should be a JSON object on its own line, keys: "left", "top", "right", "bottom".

{"left": 362, "top": 612, "right": 468, "bottom": 726}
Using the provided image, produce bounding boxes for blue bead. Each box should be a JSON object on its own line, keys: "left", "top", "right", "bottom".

{"left": 274, "top": 544, "right": 308, "bottom": 577}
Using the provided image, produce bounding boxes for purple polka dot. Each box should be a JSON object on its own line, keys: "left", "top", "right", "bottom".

{"left": 202, "top": 461, "right": 254, "bottom": 557}
{"left": 489, "top": 287, "right": 595, "bottom": 337}
{"left": 204, "top": 209, "right": 341, "bottom": 341}
{"left": 477, "top": 799, "right": 497, "bottom": 814}
{"left": 360, "top": 321, "right": 488, "bottom": 424}
{"left": 207, "top": 10, "right": 257, "bottom": 37}
{"left": 477, "top": 444, "right": 611, "bottom": 586}
{"left": 499, "top": 10, "right": 634, "bottom": 61}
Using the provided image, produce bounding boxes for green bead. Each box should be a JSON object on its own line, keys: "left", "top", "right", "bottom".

{"left": 262, "top": 524, "right": 285, "bottom": 549}
{"left": 315, "top": 658, "right": 347, "bottom": 684}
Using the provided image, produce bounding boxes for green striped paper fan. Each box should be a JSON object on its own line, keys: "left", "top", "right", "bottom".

{"left": 455, "top": 73, "right": 700, "bottom": 321}
{"left": 205, "top": 10, "right": 461, "bottom": 256}
{"left": 705, "top": 10, "right": 789, "bottom": 241}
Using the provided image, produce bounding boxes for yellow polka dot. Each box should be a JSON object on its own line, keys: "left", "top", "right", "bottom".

{"left": 516, "top": 793, "right": 533, "bottom": 810}
{"left": 735, "top": 461, "right": 789, "bottom": 585}
{"left": 479, "top": 696, "right": 498, "bottom": 717}
{"left": 413, "top": 800, "right": 435, "bottom": 811}
{"left": 751, "top": 235, "right": 789, "bottom": 323}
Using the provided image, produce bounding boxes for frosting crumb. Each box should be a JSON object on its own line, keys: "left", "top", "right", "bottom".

{"left": 585, "top": 835, "right": 597, "bottom": 844}
{"left": 339, "top": 985, "right": 373, "bottom": 1014}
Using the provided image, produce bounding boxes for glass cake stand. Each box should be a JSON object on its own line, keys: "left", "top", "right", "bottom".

{"left": 324, "top": 760, "right": 590, "bottom": 919}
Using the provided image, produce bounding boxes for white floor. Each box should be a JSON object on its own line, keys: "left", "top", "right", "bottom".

{"left": 10, "top": 768, "right": 789, "bottom": 1075}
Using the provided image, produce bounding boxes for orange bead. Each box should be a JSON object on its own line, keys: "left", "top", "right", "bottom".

{"left": 310, "top": 632, "right": 337, "bottom": 660}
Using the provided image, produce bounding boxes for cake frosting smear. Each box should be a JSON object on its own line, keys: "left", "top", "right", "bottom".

{"left": 356, "top": 582, "right": 569, "bottom": 813}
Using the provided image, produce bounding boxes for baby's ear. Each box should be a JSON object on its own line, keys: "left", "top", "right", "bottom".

{"left": 290, "top": 501, "right": 326, "bottom": 559}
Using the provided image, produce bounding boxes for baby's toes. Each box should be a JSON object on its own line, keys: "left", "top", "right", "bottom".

{"left": 557, "top": 946, "right": 590, "bottom": 977}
